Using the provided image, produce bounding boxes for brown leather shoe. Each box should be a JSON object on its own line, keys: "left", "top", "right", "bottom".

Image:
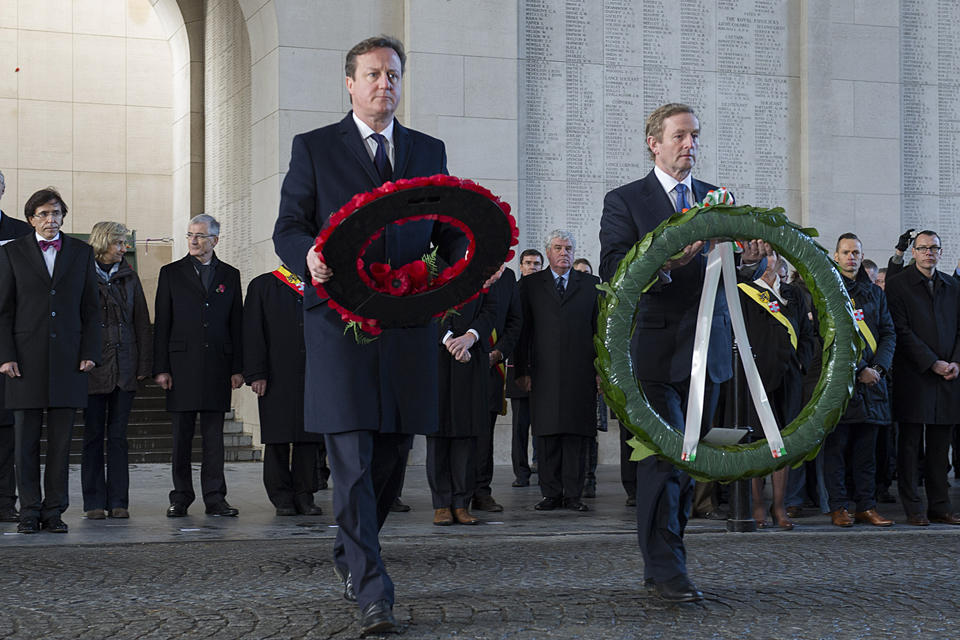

{"left": 785, "top": 505, "right": 803, "bottom": 519}
{"left": 830, "top": 507, "right": 854, "bottom": 528}
{"left": 453, "top": 508, "right": 479, "bottom": 525}
{"left": 929, "top": 512, "right": 960, "bottom": 525}
{"left": 907, "top": 512, "right": 930, "bottom": 526}
{"left": 854, "top": 508, "right": 894, "bottom": 527}
{"left": 433, "top": 508, "right": 453, "bottom": 526}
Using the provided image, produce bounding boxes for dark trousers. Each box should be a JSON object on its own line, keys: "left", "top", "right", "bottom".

{"left": 585, "top": 436, "right": 598, "bottom": 486}
{"left": 81, "top": 388, "right": 136, "bottom": 511}
{"left": 14, "top": 408, "right": 75, "bottom": 520}
{"left": 875, "top": 422, "right": 896, "bottom": 491}
{"left": 823, "top": 422, "right": 878, "bottom": 513}
{"left": 635, "top": 378, "right": 720, "bottom": 583}
{"left": 473, "top": 413, "right": 497, "bottom": 498}
{"left": 511, "top": 397, "right": 537, "bottom": 479}
{"left": 263, "top": 442, "right": 321, "bottom": 507}
{"left": 327, "top": 430, "right": 411, "bottom": 610}
{"left": 898, "top": 422, "right": 954, "bottom": 516}
{"left": 619, "top": 424, "right": 638, "bottom": 497}
{"left": 537, "top": 434, "right": 588, "bottom": 500}
{"left": 0, "top": 425, "right": 16, "bottom": 509}
{"left": 427, "top": 436, "right": 477, "bottom": 509}
{"left": 170, "top": 411, "right": 227, "bottom": 508}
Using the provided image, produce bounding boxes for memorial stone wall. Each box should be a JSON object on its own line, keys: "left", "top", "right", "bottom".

{"left": 519, "top": 0, "right": 799, "bottom": 266}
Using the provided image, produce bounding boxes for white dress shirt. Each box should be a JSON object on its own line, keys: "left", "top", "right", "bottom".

{"left": 352, "top": 113, "right": 395, "bottom": 169}
{"left": 36, "top": 232, "right": 60, "bottom": 277}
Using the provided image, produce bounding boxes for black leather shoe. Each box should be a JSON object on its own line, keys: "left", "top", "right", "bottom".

{"left": 295, "top": 500, "right": 323, "bottom": 516}
{"left": 41, "top": 515, "right": 68, "bottom": 533}
{"left": 205, "top": 501, "right": 239, "bottom": 517}
{"left": 390, "top": 498, "right": 410, "bottom": 513}
{"left": 564, "top": 498, "right": 589, "bottom": 512}
{"left": 276, "top": 504, "right": 297, "bottom": 516}
{"left": 333, "top": 565, "right": 357, "bottom": 603}
{"left": 471, "top": 495, "right": 503, "bottom": 512}
{"left": 17, "top": 516, "right": 39, "bottom": 534}
{"left": 581, "top": 484, "right": 597, "bottom": 498}
{"left": 534, "top": 497, "right": 561, "bottom": 511}
{"left": 359, "top": 599, "right": 397, "bottom": 636}
{"left": 0, "top": 506, "right": 19, "bottom": 522}
{"left": 166, "top": 502, "right": 188, "bottom": 517}
{"left": 511, "top": 477, "right": 530, "bottom": 487}
{"left": 625, "top": 496, "right": 637, "bottom": 507}
{"left": 654, "top": 574, "right": 703, "bottom": 603}
{"left": 695, "top": 508, "right": 727, "bottom": 521}
{"left": 644, "top": 577, "right": 655, "bottom": 591}
{"left": 877, "top": 489, "right": 896, "bottom": 503}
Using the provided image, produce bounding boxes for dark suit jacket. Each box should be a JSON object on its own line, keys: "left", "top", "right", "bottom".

{"left": 0, "top": 233, "right": 101, "bottom": 409}
{"left": 0, "top": 212, "right": 31, "bottom": 423}
{"left": 886, "top": 264, "right": 960, "bottom": 424}
{"left": 600, "top": 169, "right": 733, "bottom": 384}
{"left": 514, "top": 268, "right": 600, "bottom": 437}
{"left": 273, "top": 112, "right": 466, "bottom": 435}
{"left": 487, "top": 267, "right": 522, "bottom": 412}
{"left": 242, "top": 272, "right": 323, "bottom": 444}
{"left": 152, "top": 254, "right": 243, "bottom": 413}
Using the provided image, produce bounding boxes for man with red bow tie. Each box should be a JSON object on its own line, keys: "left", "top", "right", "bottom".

{"left": 0, "top": 188, "right": 100, "bottom": 534}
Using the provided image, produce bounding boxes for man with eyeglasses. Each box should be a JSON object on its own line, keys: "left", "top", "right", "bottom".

{"left": 0, "top": 188, "right": 100, "bottom": 533}
{"left": 885, "top": 231, "right": 960, "bottom": 526}
{"left": 153, "top": 214, "right": 244, "bottom": 519}
{"left": 0, "top": 170, "right": 32, "bottom": 525}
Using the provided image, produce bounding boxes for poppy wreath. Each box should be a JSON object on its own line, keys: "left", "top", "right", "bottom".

{"left": 314, "top": 175, "right": 519, "bottom": 338}
{"left": 595, "top": 197, "right": 861, "bottom": 482}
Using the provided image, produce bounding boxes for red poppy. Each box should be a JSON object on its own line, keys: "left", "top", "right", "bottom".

{"left": 400, "top": 260, "right": 430, "bottom": 291}
{"left": 386, "top": 270, "right": 410, "bottom": 296}
{"left": 370, "top": 262, "right": 392, "bottom": 289}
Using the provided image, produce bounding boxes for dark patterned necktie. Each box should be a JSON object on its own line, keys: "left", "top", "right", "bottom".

{"left": 370, "top": 132, "right": 393, "bottom": 183}
{"left": 556, "top": 276, "right": 565, "bottom": 298}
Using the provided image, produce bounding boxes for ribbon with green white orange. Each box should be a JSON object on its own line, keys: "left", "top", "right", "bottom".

{"left": 594, "top": 191, "right": 861, "bottom": 481}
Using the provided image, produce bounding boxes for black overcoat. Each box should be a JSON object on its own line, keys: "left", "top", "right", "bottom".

{"left": 152, "top": 254, "right": 243, "bottom": 412}
{"left": 886, "top": 264, "right": 960, "bottom": 424}
{"left": 242, "top": 272, "right": 323, "bottom": 444}
{"left": 88, "top": 260, "right": 153, "bottom": 395}
{"left": 514, "top": 268, "right": 600, "bottom": 437}
{"left": 273, "top": 112, "right": 467, "bottom": 435}
{"left": 837, "top": 271, "right": 895, "bottom": 426}
{"left": 0, "top": 211, "right": 31, "bottom": 423}
{"left": 736, "top": 280, "right": 815, "bottom": 433}
{"left": 436, "top": 292, "right": 497, "bottom": 438}
{"left": 0, "top": 233, "right": 101, "bottom": 409}
{"left": 486, "top": 267, "right": 522, "bottom": 413}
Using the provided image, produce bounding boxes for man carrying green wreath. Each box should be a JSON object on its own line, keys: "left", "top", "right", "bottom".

{"left": 599, "top": 103, "right": 771, "bottom": 603}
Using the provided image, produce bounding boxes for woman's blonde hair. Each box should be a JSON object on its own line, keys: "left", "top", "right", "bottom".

{"left": 88, "top": 221, "right": 130, "bottom": 262}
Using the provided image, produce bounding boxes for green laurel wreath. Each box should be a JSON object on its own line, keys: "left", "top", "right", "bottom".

{"left": 595, "top": 203, "right": 861, "bottom": 482}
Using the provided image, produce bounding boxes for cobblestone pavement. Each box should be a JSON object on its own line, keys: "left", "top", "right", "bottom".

{"left": 2, "top": 465, "right": 959, "bottom": 639}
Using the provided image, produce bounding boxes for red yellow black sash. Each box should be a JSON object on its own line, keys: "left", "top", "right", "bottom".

{"left": 738, "top": 283, "right": 798, "bottom": 350}
{"left": 273, "top": 265, "right": 305, "bottom": 296}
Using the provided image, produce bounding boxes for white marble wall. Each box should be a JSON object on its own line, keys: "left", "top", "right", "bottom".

{"left": 0, "top": 0, "right": 173, "bottom": 244}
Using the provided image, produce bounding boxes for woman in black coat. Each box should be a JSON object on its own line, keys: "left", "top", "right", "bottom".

{"left": 82, "top": 222, "right": 152, "bottom": 519}
{"left": 427, "top": 293, "right": 496, "bottom": 526}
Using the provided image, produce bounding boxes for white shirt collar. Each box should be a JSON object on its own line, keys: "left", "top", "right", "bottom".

{"left": 550, "top": 268, "right": 570, "bottom": 283}
{"left": 36, "top": 232, "right": 61, "bottom": 244}
{"left": 653, "top": 165, "right": 693, "bottom": 196}
{"left": 352, "top": 112, "right": 395, "bottom": 146}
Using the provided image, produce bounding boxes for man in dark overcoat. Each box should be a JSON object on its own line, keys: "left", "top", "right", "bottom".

{"left": 272, "top": 36, "right": 483, "bottom": 635}
{"left": 822, "top": 234, "right": 896, "bottom": 528}
{"left": 0, "top": 169, "right": 32, "bottom": 523}
{"left": 599, "top": 103, "right": 768, "bottom": 602}
{"left": 243, "top": 265, "right": 325, "bottom": 517}
{"left": 153, "top": 214, "right": 243, "bottom": 518}
{"left": 515, "top": 230, "right": 600, "bottom": 513}
{"left": 428, "top": 292, "right": 497, "bottom": 526}
{"left": 886, "top": 230, "right": 960, "bottom": 526}
{"left": 0, "top": 188, "right": 100, "bottom": 534}
{"left": 472, "top": 266, "right": 521, "bottom": 513}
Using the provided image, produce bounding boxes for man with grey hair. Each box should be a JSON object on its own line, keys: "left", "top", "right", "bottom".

{"left": 153, "top": 214, "right": 244, "bottom": 518}
{"left": 515, "top": 230, "right": 600, "bottom": 512}
{"left": 0, "top": 171, "right": 38, "bottom": 523}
